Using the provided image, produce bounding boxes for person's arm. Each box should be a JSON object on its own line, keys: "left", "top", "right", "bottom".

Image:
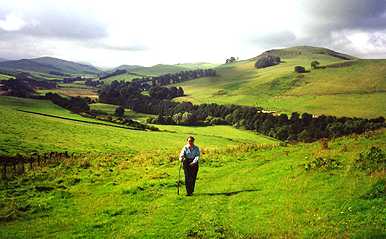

{"left": 191, "top": 147, "right": 200, "bottom": 165}
{"left": 179, "top": 147, "right": 186, "bottom": 162}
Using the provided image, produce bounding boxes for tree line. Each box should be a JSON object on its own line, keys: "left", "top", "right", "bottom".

{"left": 1, "top": 73, "right": 57, "bottom": 97}
{"left": 98, "top": 81, "right": 385, "bottom": 142}
{"left": 100, "top": 69, "right": 216, "bottom": 91}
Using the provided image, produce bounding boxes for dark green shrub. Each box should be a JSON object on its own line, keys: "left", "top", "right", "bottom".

{"left": 294, "top": 66, "right": 306, "bottom": 73}
{"left": 355, "top": 146, "right": 385, "bottom": 172}
{"left": 361, "top": 179, "right": 386, "bottom": 199}
{"left": 304, "top": 157, "right": 342, "bottom": 171}
{"left": 115, "top": 106, "right": 125, "bottom": 117}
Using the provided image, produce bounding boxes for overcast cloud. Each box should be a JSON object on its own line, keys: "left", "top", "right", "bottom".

{"left": 0, "top": 0, "right": 385, "bottom": 67}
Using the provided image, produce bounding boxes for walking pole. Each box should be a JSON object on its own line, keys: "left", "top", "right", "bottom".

{"left": 177, "top": 159, "right": 182, "bottom": 195}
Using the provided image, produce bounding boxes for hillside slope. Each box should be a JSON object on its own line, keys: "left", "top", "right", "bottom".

{"left": 0, "top": 100, "right": 384, "bottom": 237}
{"left": 174, "top": 46, "right": 386, "bottom": 118}
{"left": 0, "top": 57, "right": 100, "bottom": 75}
{"left": 102, "top": 63, "right": 219, "bottom": 83}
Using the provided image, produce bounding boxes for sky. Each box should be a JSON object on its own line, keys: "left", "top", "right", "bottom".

{"left": 0, "top": 0, "right": 385, "bottom": 67}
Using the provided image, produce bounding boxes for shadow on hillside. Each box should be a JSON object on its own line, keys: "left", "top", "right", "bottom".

{"left": 196, "top": 189, "right": 260, "bottom": 197}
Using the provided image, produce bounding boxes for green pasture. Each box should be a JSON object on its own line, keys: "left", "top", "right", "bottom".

{"left": 174, "top": 49, "right": 386, "bottom": 118}
{"left": 1, "top": 127, "right": 384, "bottom": 238}
{"left": 90, "top": 103, "right": 154, "bottom": 122}
{"left": 0, "top": 74, "right": 13, "bottom": 80}
{"left": 0, "top": 96, "right": 276, "bottom": 157}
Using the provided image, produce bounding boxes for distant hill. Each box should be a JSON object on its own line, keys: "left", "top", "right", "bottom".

{"left": 113, "top": 65, "right": 143, "bottom": 72}
{"left": 102, "top": 63, "right": 219, "bottom": 83}
{"left": 0, "top": 57, "right": 9, "bottom": 62}
{"left": 250, "top": 46, "right": 356, "bottom": 61}
{"left": 129, "top": 64, "right": 190, "bottom": 77}
{"left": 174, "top": 62, "right": 219, "bottom": 69}
{"left": 174, "top": 45, "right": 385, "bottom": 118}
{"left": 0, "top": 57, "right": 101, "bottom": 75}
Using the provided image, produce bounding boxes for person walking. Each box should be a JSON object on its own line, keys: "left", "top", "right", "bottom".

{"left": 179, "top": 136, "right": 200, "bottom": 196}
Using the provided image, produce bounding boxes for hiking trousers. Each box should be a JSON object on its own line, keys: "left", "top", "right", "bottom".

{"left": 183, "top": 159, "right": 199, "bottom": 195}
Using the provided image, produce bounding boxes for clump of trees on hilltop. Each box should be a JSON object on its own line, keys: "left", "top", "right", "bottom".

{"left": 225, "top": 57, "right": 238, "bottom": 64}
{"left": 98, "top": 80, "right": 385, "bottom": 142}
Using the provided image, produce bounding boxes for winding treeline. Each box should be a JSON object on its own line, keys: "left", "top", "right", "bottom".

{"left": 98, "top": 81, "right": 385, "bottom": 142}
{"left": 100, "top": 69, "right": 216, "bottom": 91}
{"left": 45, "top": 92, "right": 90, "bottom": 113}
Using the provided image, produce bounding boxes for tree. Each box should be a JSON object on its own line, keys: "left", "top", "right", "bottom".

{"left": 311, "top": 60, "right": 320, "bottom": 69}
{"left": 225, "top": 57, "right": 237, "bottom": 64}
{"left": 294, "top": 66, "right": 306, "bottom": 73}
{"left": 115, "top": 106, "right": 125, "bottom": 117}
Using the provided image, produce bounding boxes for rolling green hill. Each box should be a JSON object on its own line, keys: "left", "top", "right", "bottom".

{"left": 101, "top": 63, "right": 219, "bottom": 83}
{"left": 112, "top": 65, "right": 143, "bottom": 71}
{"left": 0, "top": 96, "right": 275, "bottom": 156}
{"left": 0, "top": 94, "right": 384, "bottom": 237}
{"left": 0, "top": 57, "right": 101, "bottom": 76}
{"left": 0, "top": 73, "right": 13, "bottom": 80}
{"left": 101, "top": 72, "right": 146, "bottom": 84}
{"left": 130, "top": 64, "right": 191, "bottom": 77}
{"left": 174, "top": 62, "right": 219, "bottom": 69}
{"left": 174, "top": 46, "right": 386, "bottom": 118}
{"left": 0, "top": 43, "right": 385, "bottom": 237}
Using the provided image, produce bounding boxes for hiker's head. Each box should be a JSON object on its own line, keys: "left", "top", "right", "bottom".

{"left": 187, "top": 136, "right": 195, "bottom": 146}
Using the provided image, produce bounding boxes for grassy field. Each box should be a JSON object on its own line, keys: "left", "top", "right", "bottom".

{"left": 101, "top": 63, "right": 219, "bottom": 83}
{"left": 0, "top": 96, "right": 276, "bottom": 157}
{"left": 38, "top": 86, "right": 98, "bottom": 99}
{"left": 102, "top": 73, "right": 144, "bottom": 84}
{"left": 1, "top": 125, "right": 384, "bottom": 238}
{"left": 174, "top": 47, "right": 386, "bottom": 118}
{"left": 0, "top": 73, "right": 13, "bottom": 80}
{"left": 0, "top": 46, "right": 385, "bottom": 238}
{"left": 90, "top": 103, "right": 154, "bottom": 122}
{"left": 128, "top": 64, "right": 189, "bottom": 77}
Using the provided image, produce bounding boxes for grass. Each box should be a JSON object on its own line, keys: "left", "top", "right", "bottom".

{"left": 0, "top": 46, "right": 385, "bottom": 237}
{"left": 130, "top": 64, "right": 192, "bottom": 77}
{"left": 90, "top": 103, "right": 154, "bottom": 122}
{"left": 102, "top": 73, "right": 144, "bottom": 84}
{"left": 101, "top": 62, "right": 218, "bottom": 83}
{"left": 0, "top": 73, "right": 14, "bottom": 80}
{"left": 0, "top": 127, "right": 384, "bottom": 238}
{"left": 173, "top": 48, "right": 386, "bottom": 118}
{"left": 38, "top": 87, "right": 98, "bottom": 99}
{"left": 0, "top": 96, "right": 276, "bottom": 157}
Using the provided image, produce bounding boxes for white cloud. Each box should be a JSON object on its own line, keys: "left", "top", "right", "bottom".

{"left": 0, "top": 13, "right": 26, "bottom": 31}
{"left": 0, "top": 0, "right": 385, "bottom": 67}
